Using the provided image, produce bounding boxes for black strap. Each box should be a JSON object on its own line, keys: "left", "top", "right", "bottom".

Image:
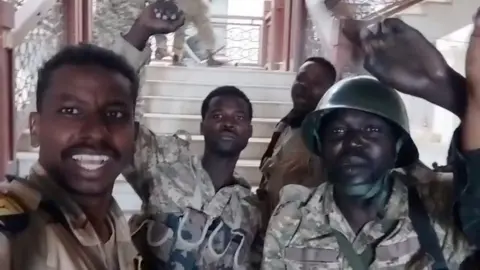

{"left": 408, "top": 186, "right": 449, "bottom": 270}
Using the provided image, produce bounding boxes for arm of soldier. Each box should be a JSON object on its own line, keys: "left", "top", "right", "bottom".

{"left": 261, "top": 207, "right": 288, "bottom": 270}
{"left": 456, "top": 8, "right": 480, "bottom": 246}
{"left": 0, "top": 233, "right": 11, "bottom": 270}
{"left": 123, "top": 125, "right": 192, "bottom": 200}
{"left": 261, "top": 185, "right": 312, "bottom": 270}
{"left": 116, "top": 1, "right": 185, "bottom": 72}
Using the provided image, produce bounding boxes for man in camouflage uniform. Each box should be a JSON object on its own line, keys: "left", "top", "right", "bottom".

{"left": 148, "top": 0, "right": 224, "bottom": 66}
{"left": 0, "top": 44, "right": 142, "bottom": 270}
{"left": 110, "top": 3, "right": 262, "bottom": 269}
{"left": 257, "top": 57, "right": 336, "bottom": 233}
{"left": 261, "top": 75, "right": 475, "bottom": 269}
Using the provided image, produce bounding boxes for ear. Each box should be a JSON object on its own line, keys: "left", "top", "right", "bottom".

{"left": 199, "top": 121, "right": 204, "bottom": 136}
{"left": 134, "top": 121, "right": 140, "bottom": 140}
{"left": 29, "top": 112, "right": 40, "bottom": 148}
{"left": 247, "top": 123, "right": 253, "bottom": 139}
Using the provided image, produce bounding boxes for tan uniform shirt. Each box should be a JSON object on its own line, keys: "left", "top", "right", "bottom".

{"left": 258, "top": 122, "right": 324, "bottom": 227}
{"left": 262, "top": 171, "right": 472, "bottom": 269}
{"left": 0, "top": 164, "right": 139, "bottom": 270}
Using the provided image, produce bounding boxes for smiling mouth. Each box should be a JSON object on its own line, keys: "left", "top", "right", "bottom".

{"left": 71, "top": 154, "right": 110, "bottom": 171}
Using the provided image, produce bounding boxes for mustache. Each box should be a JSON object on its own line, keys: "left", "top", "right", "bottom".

{"left": 337, "top": 148, "right": 371, "bottom": 165}
{"left": 60, "top": 141, "right": 120, "bottom": 160}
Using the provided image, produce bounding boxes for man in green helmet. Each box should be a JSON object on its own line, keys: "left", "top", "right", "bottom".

{"left": 261, "top": 75, "right": 474, "bottom": 269}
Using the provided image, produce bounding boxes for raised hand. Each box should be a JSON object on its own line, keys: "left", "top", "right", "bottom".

{"left": 124, "top": 0, "right": 185, "bottom": 50}
{"left": 137, "top": 0, "right": 185, "bottom": 35}
{"left": 360, "top": 18, "right": 450, "bottom": 100}
{"left": 467, "top": 8, "right": 480, "bottom": 99}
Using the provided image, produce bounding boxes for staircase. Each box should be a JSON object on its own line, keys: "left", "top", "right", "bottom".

{"left": 395, "top": 0, "right": 476, "bottom": 41}
{"left": 15, "top": 63, "right": 295, "bottom": 218}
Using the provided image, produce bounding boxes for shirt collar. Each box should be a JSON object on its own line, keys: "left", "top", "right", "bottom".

{"left": 28, "top": 163, "right": 131, "bottom": 244}
{"left": 318, "top": 173, "right": 409, "bottom": 220}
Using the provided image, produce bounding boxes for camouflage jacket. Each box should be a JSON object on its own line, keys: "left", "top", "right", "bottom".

{"left": 0, "top": 164, "right": 139, "bottom": 270}
{"left": 262, "top": 170, "right": 473, "bottom": 270}
{"left": 123, "top": 126, "right": 263, "bottom": 269}
{"left": 258, "top": 121, "right": 324, "bottom": 231}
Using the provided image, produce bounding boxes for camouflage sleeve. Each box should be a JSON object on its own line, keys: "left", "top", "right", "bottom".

{"left": 123, "top": 126, "right": 192, "bottom": 202}
{"left": 450, "top": 125, "right": 480, "bottom": 247}
{"left": 93, "top": 0, "right": 151, "bottom": 72}
{"left": 261, "top": 185, "right": 312, "bottom": 270}
{"left": 400, "top": 161, "right": 456, "bottom": 226}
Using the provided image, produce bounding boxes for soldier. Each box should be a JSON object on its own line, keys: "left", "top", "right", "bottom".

{"left": 0, "top": 44, "right": 141, "bottom": 269}
{"left": 149, "top": 0, "right": 224, "bottom": 66}
{"left": 257, "top": 57, "right": 336, "bottom": 232}
{"left": 261, "top": 75, "right": 474, "bottom": 269}
{"left": 110, "top": 3, "right": 262, "bottom": 269}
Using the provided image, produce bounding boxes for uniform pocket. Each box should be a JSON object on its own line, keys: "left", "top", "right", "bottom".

{"left": 284, "top": 247, "right": 341, "bottom": 270}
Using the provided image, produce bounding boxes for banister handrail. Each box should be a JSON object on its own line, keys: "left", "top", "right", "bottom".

{"left": 9, "top": 0, "right": 56, "bottom": 48}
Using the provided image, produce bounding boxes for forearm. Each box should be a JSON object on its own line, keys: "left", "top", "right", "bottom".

{"left": 110, "top": 21, "right": 152, "bottom": 73}
{"left": 423, "top": 67, "right": 466, "bottom": 118}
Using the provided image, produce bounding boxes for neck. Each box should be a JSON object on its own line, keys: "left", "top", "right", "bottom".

{"left": 334, "top": 190, "right": 380, "bottom": 233}
{"left": 72, "top": 194, "right": 112, "bottom": 243}
{"left": 202, "top": 150, "right": 239, "bottom": 191}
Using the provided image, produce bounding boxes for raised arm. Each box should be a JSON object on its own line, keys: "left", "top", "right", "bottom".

{"left": 358, "top": 18, "right": 466, "bottom": 117}
{"left": 109, "top": 1, "right": 185, "bottom": 197}
{"left": 458, "top": 7, "right": 480, "bottom": 247}
{"left": 111, "top": 1, "right": 185, "bottom": 71}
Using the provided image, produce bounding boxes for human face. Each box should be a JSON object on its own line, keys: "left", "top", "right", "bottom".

{"left": 320, "top": 109, "right": 397, "bottom": 190}
{"left": 201, "top": 96, "right": 252, "bottom": 157}
{"left": 30, "top": 65, "right": 136, "bottom": 196}
{"left": 291, "top": 61, "right": 334, "bottom": 113}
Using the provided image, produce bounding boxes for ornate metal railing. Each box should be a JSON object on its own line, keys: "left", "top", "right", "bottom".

{"left": 150, "top": 14, "right": 263, "bottom": 66}
{"left": 13, "top": 0, "right": 65, "bottom": 142}
{"left": 337, "top": 0, "right": 424, "bottom": 20}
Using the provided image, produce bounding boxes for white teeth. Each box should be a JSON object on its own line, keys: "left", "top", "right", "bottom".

{"left": 78, "top": 163, "right": 104, "bottom": 171}
{"left": 72, "top": 154, "right": 110, "bottom": 163}
{"left": 72, "top": 154, "right": 110, "bottom": 171}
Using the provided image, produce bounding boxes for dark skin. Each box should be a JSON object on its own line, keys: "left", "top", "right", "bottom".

{"left": 123, "top": 0, "right": 185, "bottom": 51}
{"left": 321, "top": 109, "right": 397, "bottom": 232}
{"left": 291, "top": 61, "right": 335, "bottom": 115}
{"left": 200, "top": 96, "right": 252, "bottom": 191}
{"left": 29, "top": 65, "right": 136, "bottom": 242}
{"left": 325, "top": 0, "right": 467, "bottom": 118}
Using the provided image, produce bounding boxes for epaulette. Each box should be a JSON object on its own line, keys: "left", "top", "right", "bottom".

{"left": 0, "top": 175, "right": 41, "bottom": 234}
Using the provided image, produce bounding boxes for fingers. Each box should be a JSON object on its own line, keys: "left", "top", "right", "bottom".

{"left": 473, "top": 7, "right": 480, "bottom": 37}
{"left": 150, "top": 0, "right": 183, "bottom": 21}
{"left": 382, "top": 18, "right": 410, "bottom": 33}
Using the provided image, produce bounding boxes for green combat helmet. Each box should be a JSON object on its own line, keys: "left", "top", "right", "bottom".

{"left": 301, "top": 75, "right": 419, "bottom": 168}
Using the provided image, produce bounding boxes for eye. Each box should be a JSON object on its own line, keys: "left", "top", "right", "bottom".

{"left": 235, "top": 115, "right": 245, "bottom": 121}
{"left": 365, "top": 126, "right": 381, "bottom": 133}
{"left": 106, "top": 111, "right": 125, "bottom": 119}
{"left": 332, "top": 127, "right": 346, "bottom": 134}
{"left": 59, "top": 107, "right": 80, "bottom": 115}
{"left": 212, "top": 113, "right": 222, "bottom": 119}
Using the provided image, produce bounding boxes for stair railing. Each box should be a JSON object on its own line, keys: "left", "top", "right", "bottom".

{"left": 0, "top": 0, "right": 91, "bottom": 177}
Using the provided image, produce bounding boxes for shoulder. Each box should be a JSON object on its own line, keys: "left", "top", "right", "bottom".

{"left": 268, "top": 184, "right": 316, "bottom": 231}
{"left": 0, "top": 176, "right": 41, "bottom": 235}
{"left": 135, "top": 126, "right": 193, "bottom": 164}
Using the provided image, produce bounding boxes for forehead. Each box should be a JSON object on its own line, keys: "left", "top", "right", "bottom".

{"left": 44, "top": 65, "right": 132, "bottom": 103}
{"left": 324, "top": 109, "right": 390, "bottom": 126}
{"left": 207, "top": 95, "right": 249, "bottom": 112}
{"left": 298, "top": 61, "right": 327, "bottom": 76}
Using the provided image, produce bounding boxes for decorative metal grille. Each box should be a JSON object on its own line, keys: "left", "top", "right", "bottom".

{"left": 13, "top": 0, "right": 65, "bottom": 136}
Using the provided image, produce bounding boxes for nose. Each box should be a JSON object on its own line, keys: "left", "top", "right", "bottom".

{"left": 344, "top": 130, "right": 364, "bottom": 148}
{"left": 221, "top": 115, "right": 236, "bottom": 129}
{"left": 78, "top": 114, "right": 110, "bottom": 142}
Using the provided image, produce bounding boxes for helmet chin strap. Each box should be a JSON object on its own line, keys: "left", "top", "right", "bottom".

{"left": 327, "top": 135, "right": 405, "bottom": 210}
